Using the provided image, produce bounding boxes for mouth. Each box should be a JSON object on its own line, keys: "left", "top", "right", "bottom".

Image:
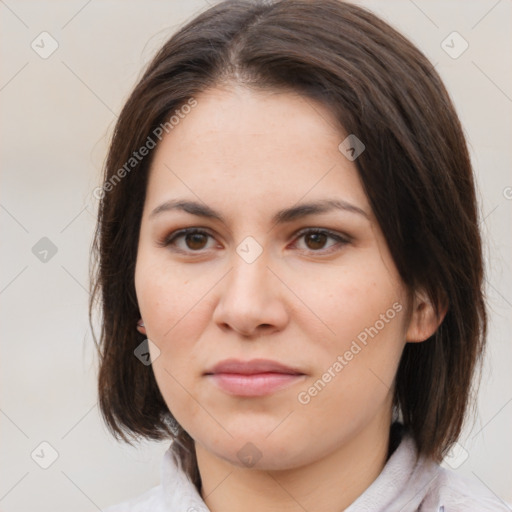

{"left": 204, "top": 358, "right": 306, "bottom": 397}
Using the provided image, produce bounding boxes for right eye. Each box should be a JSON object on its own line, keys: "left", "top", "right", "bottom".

{"left": 159, "top": 228, "right": 219, "bottom": 254}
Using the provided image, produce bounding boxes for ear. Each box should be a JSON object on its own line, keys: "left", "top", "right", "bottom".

{"left": 406, "top": 289, "right": 448, "bottom": 343}
{"left": 136, "top": 318, "right": 147, "bottom": 335}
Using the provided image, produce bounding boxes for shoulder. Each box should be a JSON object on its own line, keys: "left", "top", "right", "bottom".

{"left": 100, "top": 444, "right": 209, "bottom": 512}
{"left": 102, "top": 484, "right": 163, "bottom": 512}
{"left": 421, "top": 466, "right": 511, "bottom": 512}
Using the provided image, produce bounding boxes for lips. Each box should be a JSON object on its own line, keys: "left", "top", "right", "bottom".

{"left": 204, "top": 358, "right": 304, "bottom": 376}
{"left": 204, "top": 358, "right": 306, "bottom": 397}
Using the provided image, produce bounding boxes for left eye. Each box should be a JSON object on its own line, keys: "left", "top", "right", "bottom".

{"left": 160, "top": 228, "right": 348, "bottom": 254}
{"left": 293, "top": 229, "right": 349, "bottom": 253}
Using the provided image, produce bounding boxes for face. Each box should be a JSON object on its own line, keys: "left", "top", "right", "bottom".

{"left": 135, "top": 85, "right": 415, "bottom": 470}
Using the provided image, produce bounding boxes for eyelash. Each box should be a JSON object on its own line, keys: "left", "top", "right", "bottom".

{"left": 159, "top": 227, "right": 351, "bottom": 256}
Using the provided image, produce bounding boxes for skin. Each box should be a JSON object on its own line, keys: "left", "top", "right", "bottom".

{"left": 134, "top": 85, "right": 443, "bottom": 512}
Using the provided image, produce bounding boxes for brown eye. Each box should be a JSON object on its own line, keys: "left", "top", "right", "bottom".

{"left": 185, "top": 232, "right": 209, "bottom": 250}
{"left": 304, "top": 232, "right": 329, "bottom": 250}
{"left": 294, "top": 228, "right": 350, "bottom": 254}
{"left": 160, "top": 228, "right": 216, "bottom": 253}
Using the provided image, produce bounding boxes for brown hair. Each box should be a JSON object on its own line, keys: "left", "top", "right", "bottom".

{"left": 90, "top": 0, "right": 486, "bottom": 489}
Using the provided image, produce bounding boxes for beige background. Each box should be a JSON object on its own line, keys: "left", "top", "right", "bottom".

{"left": 1, "top": 1, "right": 511, "bottom": 510}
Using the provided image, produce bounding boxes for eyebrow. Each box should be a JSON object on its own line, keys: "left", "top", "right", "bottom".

{"left": 149, "top": 198, "right": 369, "bottom": 225}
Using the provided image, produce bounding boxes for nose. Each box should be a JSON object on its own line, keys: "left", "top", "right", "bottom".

{"left": 212, "top": 255, "right": 289, "bottom": 338}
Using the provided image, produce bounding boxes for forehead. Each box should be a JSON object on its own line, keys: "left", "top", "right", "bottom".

{"left": 144, "top": 85, "right": 370, "bottom": 219}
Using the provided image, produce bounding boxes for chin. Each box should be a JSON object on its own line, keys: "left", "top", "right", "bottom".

{"left": 203, "top": 433, "right": 309, "bottom": 471}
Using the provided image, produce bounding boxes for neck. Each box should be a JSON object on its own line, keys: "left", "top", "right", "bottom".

{"left": 196, "top": 416, "right": 392, "bottom": 512}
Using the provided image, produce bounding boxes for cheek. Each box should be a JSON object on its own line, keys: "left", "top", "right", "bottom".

{"left": 289, "top": 260, "right": 406, "bottom": 352}
{"left": 291, "top": 263, "right": 408, "bottom": 406}
{"left": 136, "top": 279, "right": 213, "bottom": 381}
{"left": 134, "top": 255, "right": 215, "bottom": 399}
{"left": 135, "top": 253, "right": 211, "bottom": 338}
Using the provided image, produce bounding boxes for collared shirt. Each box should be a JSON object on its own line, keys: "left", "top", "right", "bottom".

{"left": 104, "top": 432, "right": 509, "bottom": 511}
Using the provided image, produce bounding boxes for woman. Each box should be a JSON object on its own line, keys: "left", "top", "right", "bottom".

{"left": 91, "top": 0, "right": 508, "bottom": 510}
